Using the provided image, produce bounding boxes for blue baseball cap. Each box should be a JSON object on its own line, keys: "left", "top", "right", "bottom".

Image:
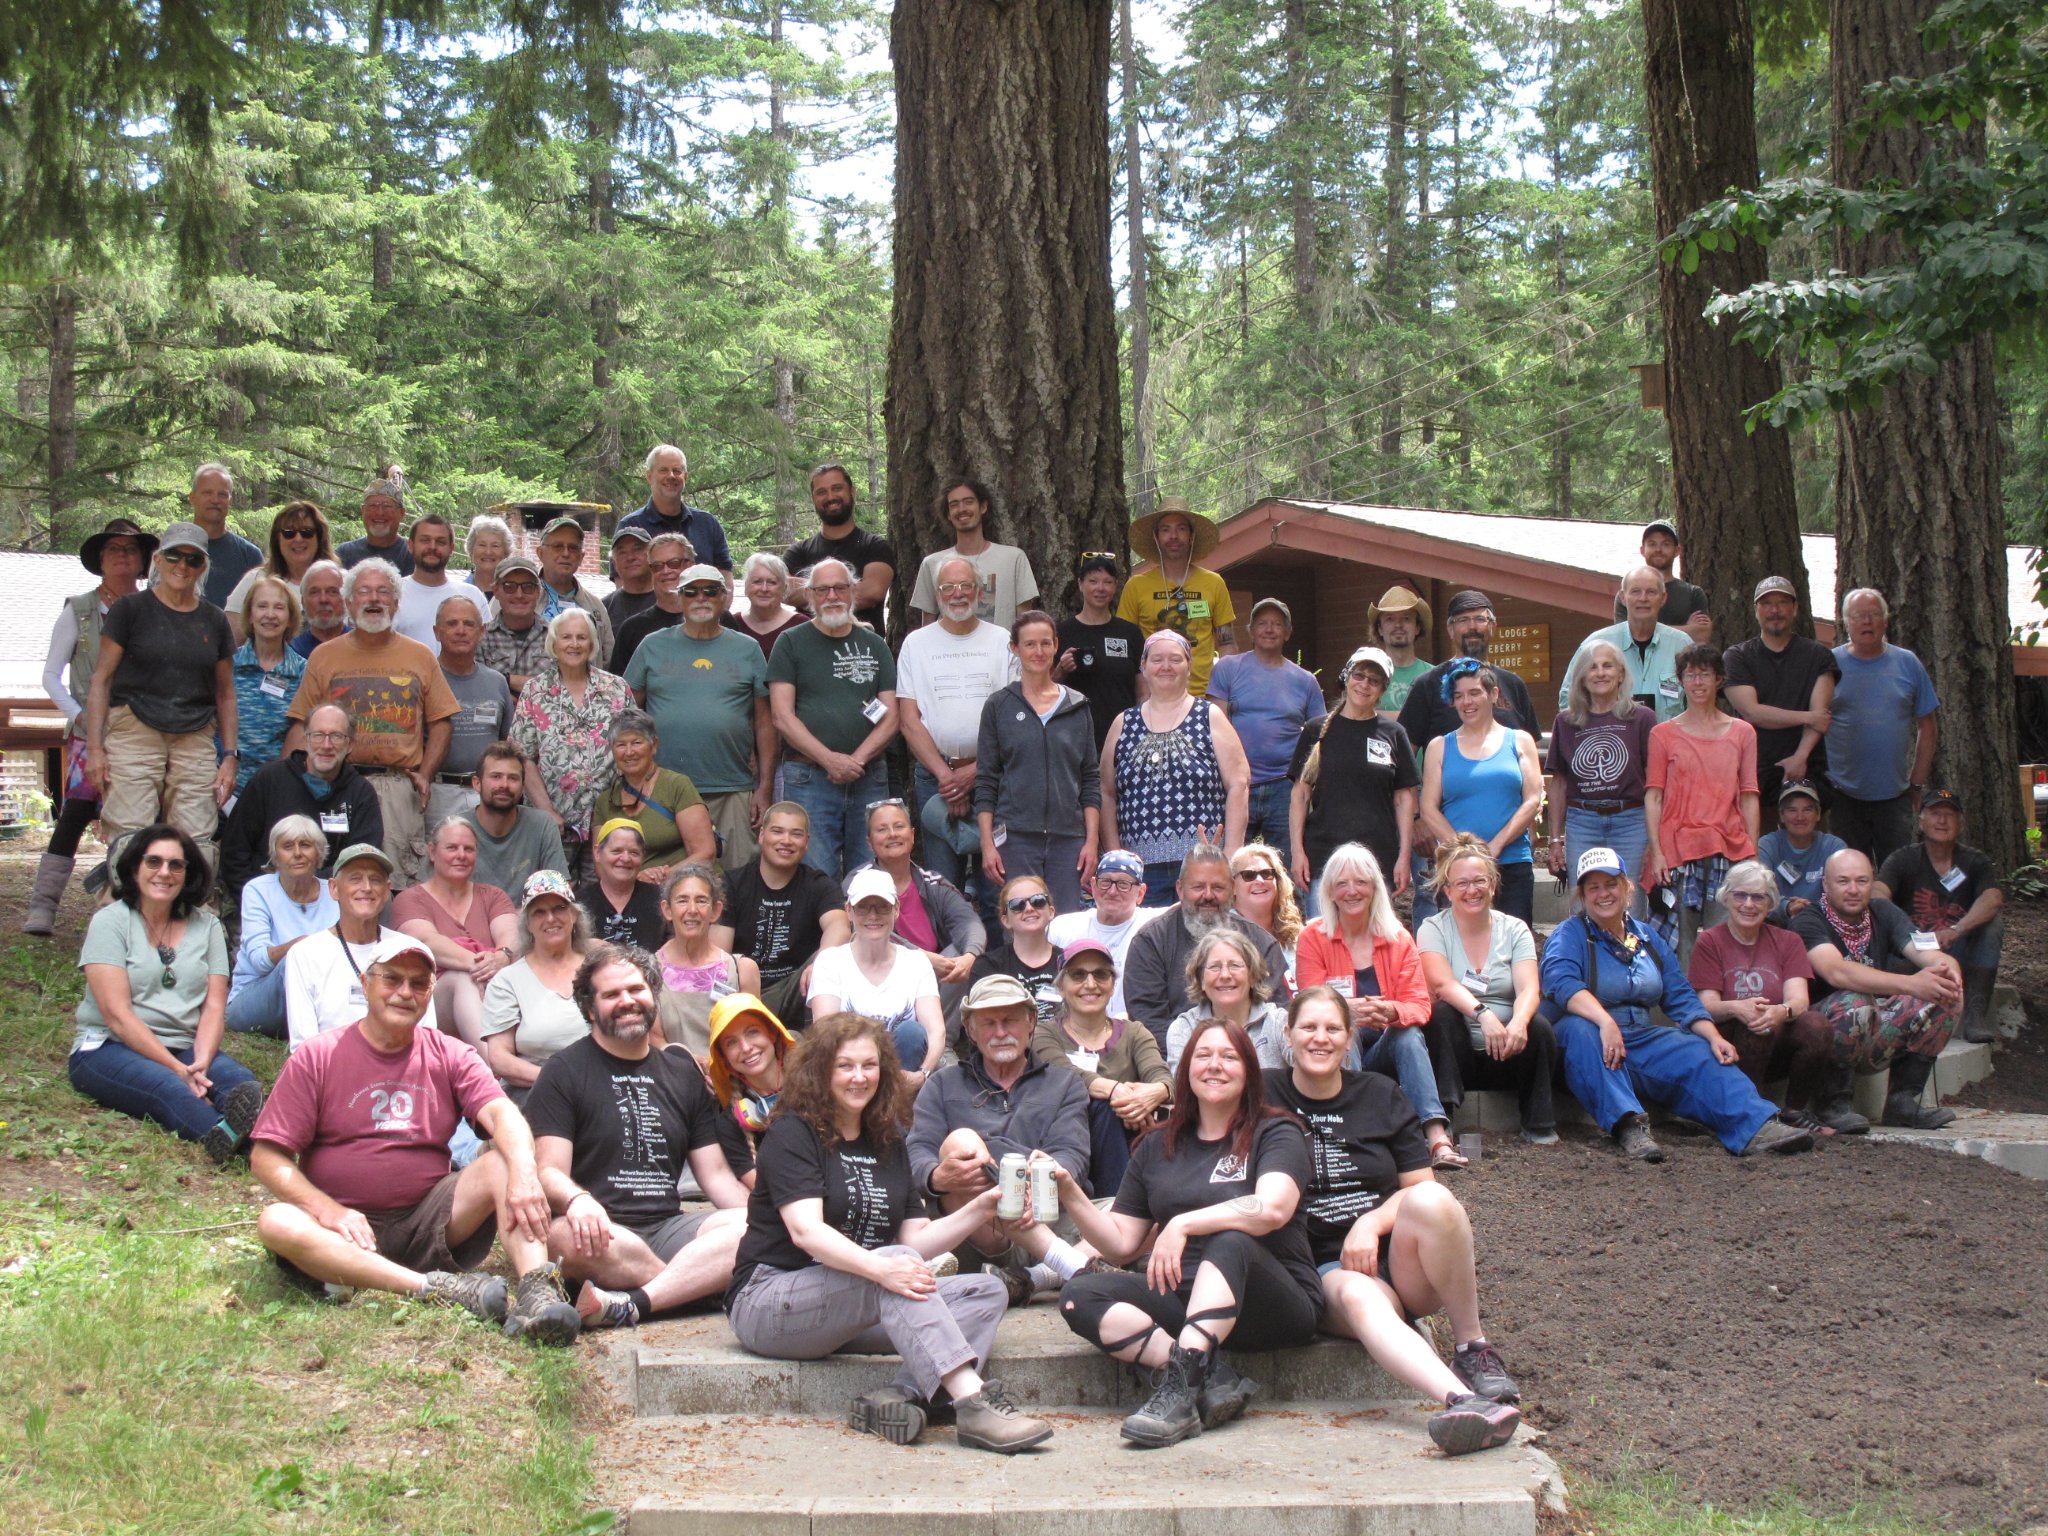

{"left": 1097, "top": 850, "right": 1145, "bottom": 882}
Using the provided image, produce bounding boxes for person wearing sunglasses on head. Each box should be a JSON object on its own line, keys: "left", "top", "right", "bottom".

{"left": 967, "top": 875, "right": 1063, "bottom": 1029}
{"left": 83, "top": 521, "right": 240, "bottom": 854}
{"left": 223, "top": 500, "right": 337, "bottom": 644}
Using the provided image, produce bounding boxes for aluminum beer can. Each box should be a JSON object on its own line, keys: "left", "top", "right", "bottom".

{"left": 996, "top": 1153, "right": 1030, "bottom": 1220}
{"left": 1030, "top": 1159, "right": 1060, "bottom": 1224}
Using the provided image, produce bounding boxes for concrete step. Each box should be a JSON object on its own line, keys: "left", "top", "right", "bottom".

{"left": 1991, "top": 981, "right": 2026, "bottom": 1040}
{"left": 1868, "top": 1107, "right": 2048, "bottom": 1181}
{"left": 622, "top": 1401, "right": 1559, "bottom": 1536}
{"left": 631, "top": 1306, "right": 1410, "bottom": 1417}
{"left": 1849, "top": 1037, "right": 1992, "bottom": 1122}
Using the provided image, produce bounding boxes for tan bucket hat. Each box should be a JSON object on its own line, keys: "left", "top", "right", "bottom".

{"left": 1128, "top": 496, "right": 1220, "bottom": 563}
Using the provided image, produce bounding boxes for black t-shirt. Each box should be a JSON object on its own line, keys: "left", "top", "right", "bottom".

{"left": 1113, "top": 1114, "right": 1322, "bottom": 1305}
{"left": 1287, "top": 715, "right": 1421, "bottom": 878}
{"left": 1614, "top": 578, "right": 1708, "bottom": 630}
{"left": 576, "top": 878, "right": 668, "bottom": 952}
{"left": 524, "top": 1036, "right": 751, "bottom": 1227}
{"left": 1395, "top": 658, "right": 1540, "bottom": 748}
{"left": 604, "top": 587, "right": 662, "bottom": 631}
{"left": 968, "top": 945, "right": 1063, "bottom": 1027}
{"left": 786, "top": 526, "right": 898, "bottom": 631}
{"left": 612, "top": 605, "right": 681, "bottom": 677}
{"left": 725, "top": 860, "right": 846, "bottom": 986}
{"left": 102, "top": 590, "right": 236, "bottom": 735}
{"left": 1268, "top": 1072, "right": 1431, "bottom": 1268}
{"left": 1056, "top": 615, "right": 1146, "bottom": 748}
{"left": 1723, "top": 634, "right": 1839, "bottom": 783}
{"left": 1876, "top": 843, "right": 2002, "bottom": 934}
{"left": 1788, "top": 897, "right": 1918, "bottom": 1000}
{"left": 729, "top": 1115, "right": 919, "bottom": 1303}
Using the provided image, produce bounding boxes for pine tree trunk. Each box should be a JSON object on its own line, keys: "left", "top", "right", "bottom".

{"left": 1832, "top": 0, "right": 2019, "bottom": 866}
{"left": 887, "top": 0, "right": 1126, "bottom": 634}
{"left": 1640, "top": 0, "right": 1804, "bottom": 640}
{"left": 1283, "top": 0, "right": 1329, "bottom": 497}
{"left": 1119, "top": 0, "right": 1155, "bottom": 520}
{"left": 1546, "top": 0, "right": 1572, "bottom": 518}
{"left": 1380, "top": 0, "right": 1409, "bottom": 462}
{"left": 46, "top": 282, "right": 77, "bottom": 530}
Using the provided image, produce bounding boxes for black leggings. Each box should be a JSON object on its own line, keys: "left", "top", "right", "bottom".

{"left": 1426, "top": 1000, "right": 1560, "bottom": 1135}
{"left": 1059, "top": 1229, "right": 1321, "bottom": 1355}
{"left": 48, "top": 793, "right": 99, "bottom": 858}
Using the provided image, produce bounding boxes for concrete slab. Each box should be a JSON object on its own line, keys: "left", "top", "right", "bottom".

{"left": 1868, "top": 1107, "right": 2048, "bottom": 1181}
{"left": 1991, "top": 982, "right": 2026, "bottom": 1040}
{"left": 633, "top": 1308, "right": 1408, "bottom": 1417}
{"left": 1849, "top": 1037, "right": 1993, "bottom": 1121}
{"left": 623, "top": 1403, "right": 1554, "bottom": 1536}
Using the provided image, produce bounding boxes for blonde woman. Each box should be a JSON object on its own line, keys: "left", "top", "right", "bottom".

{"left": 1229, "top": 843, "right": 1304, "bottom": 990}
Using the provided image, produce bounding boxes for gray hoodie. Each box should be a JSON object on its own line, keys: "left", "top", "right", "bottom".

{"left": 908, "top": 1048, "right": 1093, "bottom": 1198}
{"left": 973, "top": 681, "right": 1102, "bottom": 839}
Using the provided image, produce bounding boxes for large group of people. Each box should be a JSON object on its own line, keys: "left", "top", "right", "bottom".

{"left": 32, "top": 460, "right": 2003, "bottom": 1458}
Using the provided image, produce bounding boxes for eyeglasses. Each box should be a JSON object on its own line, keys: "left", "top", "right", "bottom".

{"left": 937, "top": 581, "right": 979, "bottom": 596}
{"left": 866, "top": 797, "right": 908, "bottom": 814}
{"left": 499, "top": 579, "right": 540, "bottom": 592}
{"left": 811, "top": 582, "right": 852, "bottom": 595}
{"left": 162, "top": 549, "right": 206, "bottom": 568}
{"left": 142, "top": 854, "right": 188, "bottom": 873}
{"left": 1064, "top": 965, "right": 1115, "bottom": 982}
{"left": 1447, "top": 877, "right": 1492, "bottom": 893}
{"left": 1005, "top": 893, "right": 1052, "bottom": 913}
{"left": 154, "top": 943, "right": 177, "bottom": 988}
{"left": 373, "top": 968, "right": 433, "bottom": 994}
{"left": 305, "top": 729, "right": 349, "bottom": 744}
{"left": 1093, "top": 877, "right": 1138, "bottom": 894}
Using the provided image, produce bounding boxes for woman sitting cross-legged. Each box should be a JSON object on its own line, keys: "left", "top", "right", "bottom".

{"left": 1541, "top": 846, "right": 1816, "bottom": 1163}
{"left": 1052, "top": 1015, "right": 1324, "bottom": 1448}
{"left": 1031, "top": 937, "right": 1171, "bottom": 1193}
{"left": 69, "top": 824, "right": 265, "bottom": 1164}
{"left": 725, "top": 1010, "right": 1057, "bottom": 1455}
{"left": 481, "top": 871, "right": 595, "bottom": 1104}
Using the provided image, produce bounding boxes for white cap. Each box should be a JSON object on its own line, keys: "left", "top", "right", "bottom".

{"left": 844, "top": 867, "right": 899, "bottom": 907}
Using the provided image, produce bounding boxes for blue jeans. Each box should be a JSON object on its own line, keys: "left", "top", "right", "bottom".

{"left": 914, "top": 764, "right": 979, "bottom": 892}
{"left": 890, "top": 1018, "right": 930, "bottom": 1075}
{"left": 225, "top": 966, "right": 288, "bottom": 1038}
{"left": 1555, "top": 1015, "right": 1776, "bottom": 1153}
{"left": 993, "top": 832, "right": 1087, "bottom": 912}
{"left": 1564, "top": 805, "right": 1650, "bottom": 918}
{"left": 69, "top": 1040, "right": 258, "bottom": 1143}
{"left": 1356, "top": 1024, "right": 1446, "bottom": 1124}
{"left": 1409, "top": 852, "right": 1437, "bottom": 929}
{"left": 1246, "top": 780, "right": 1293, "bottom": 853}
{"left": 784, "top": 757, "right": 889, "bottom": 880}
{"left": 1950, "top": 916, "right": 2005, "bottom": 970}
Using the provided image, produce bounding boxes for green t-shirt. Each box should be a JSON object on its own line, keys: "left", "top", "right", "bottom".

{"left": 1381, "top": 657, "right": 1434, "bottom": 714}
{"left": 766, "top": 621, "right": 897, "bottom": 758}
{"left": 626, "top": 625, "right": 770, "bottom": 796}
{"left": 74, "top": 903, "right": 230, "bottom": 1054}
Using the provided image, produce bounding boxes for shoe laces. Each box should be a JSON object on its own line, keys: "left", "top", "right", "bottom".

{"left": 979, "top": 1379, "right": 1023, "bottom": 1416}
{"left": 1460, "top": 1340, "right": 1507, "bottom": 1379}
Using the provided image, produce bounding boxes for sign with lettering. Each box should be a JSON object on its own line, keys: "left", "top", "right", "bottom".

{"left": 1489, "top": 623, "right": 1551, "bottom": 684}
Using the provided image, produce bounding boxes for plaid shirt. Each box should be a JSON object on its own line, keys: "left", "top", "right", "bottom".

{"left": 479, "top": 618, "right": 548, "bottom": 683}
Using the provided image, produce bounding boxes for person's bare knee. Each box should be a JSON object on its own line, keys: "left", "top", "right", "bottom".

{"left": 939, "top": 1127, "right": 991, "bottom": 1163}
{"left": 257, "top": 1202, "right": 314, "bottom": 1255}
{"left": 447, "top": 1150, "right": 508, "bottom": 1243}
{"left": 1400, "top": 1180, "right": 1467, "bottom": 1235}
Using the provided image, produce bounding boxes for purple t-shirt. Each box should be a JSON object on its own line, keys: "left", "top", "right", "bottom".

{"left": 1544, "top": 709, "right": 1655, "bottom": 804}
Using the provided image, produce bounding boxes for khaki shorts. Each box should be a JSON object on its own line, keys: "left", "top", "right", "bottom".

{"left": 626, "top": 1209, "right": 716, "bottom": 1262}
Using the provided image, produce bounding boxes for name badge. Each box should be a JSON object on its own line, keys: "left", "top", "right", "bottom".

{"left": 1462, "top": 967, "right": 1490, "bottom": 994}
{"left": 1657, "top": 676, "right": 1682, "bottom": 698}
{"left": 320, "top": 810, "right": 351, "bottom": 834}
{"left": 1911, "top": 930, "right": 1941, "bottom": 951}
{"left": 860, "top": 696, "right": 887, "bottom": 724}
{"left": 1776, "top": 861, "right": 1802, "bottom": 887}
{"left": 1324, "top": 976, "right": 1354, "bottom": 997}
{"left": 258, "top": 675, "right": 290, "bottom": 698}
{"left": 1939, "top": 865, "right": 1968, "bottom": 892}
{"left": 1366, "top": 737, "right": 1393, "bottom": 767}
{"left": 1185, "top": 599, "right": 1212, "bottom": 620}
{"left": 1067, "top": 1049, "right": 1100, "bottom": 1073}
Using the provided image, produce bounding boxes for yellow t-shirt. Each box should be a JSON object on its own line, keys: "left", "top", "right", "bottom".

{"left": 1116, "top": 566, "right": 1236, "bottom": 696}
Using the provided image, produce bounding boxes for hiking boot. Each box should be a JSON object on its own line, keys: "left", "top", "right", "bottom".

{"left": 1077, "top": 1256, "right": 1127, "bottom": 1277}
{"left": 1428, "top": 1393, "right": 1521, "bottom": 1455}
{"left": 1195, "top": 1352, "right": 1259, "bottom": 1428}
{"left": 1882, "top": 1091, "right": 1957, "bottom": 1130}
{"left": 574, "top": 1281, "right": 640, "bottom": 1330}
{"left": 1121, "top": 1346, "right": 1206, "bottom": 1448}
{"left": 1740, "top": 1118, "right": 1814, "bottom": 1156}
{"left": 1451, "top": 1340, "right": 1521, "bottom": 1404}
{"left": 421, "top": 1270, "right": 508, "bottom": 1323}
{"left": 200, "top": 1079, "right": 266, "bottom": 1166}
{"left": 1813, "top": 1096, "right": 1870, "bottom": 1135}
{"left": 992, "top": 1261, "right": 1034, "bottom": 1308}
{"left": 849, "top": 1383, "right": 927, "bottom": 1445}
{"left": 1614, "top": 1116, "right": 1664, "bottom": 1163}
{"left": 503, "top": 1262, "right": 581, "bottom": 1346}
{"left": 954, "top": 1378, "right": 1053, "bottom": 1453}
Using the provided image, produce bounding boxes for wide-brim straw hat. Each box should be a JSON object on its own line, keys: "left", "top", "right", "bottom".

{"left": 1129, "top": 496, "right": 1219, "bottom": 564}
{"left": 1366, "top": 584, "right": 1431, "bottom": 635}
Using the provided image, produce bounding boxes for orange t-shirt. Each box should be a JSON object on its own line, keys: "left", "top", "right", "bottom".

{"left": 286, "top": 631, "right": 459, "bottom": 772}
{"left": 1647, "top": 717, "right": 1758, "bottom": 864}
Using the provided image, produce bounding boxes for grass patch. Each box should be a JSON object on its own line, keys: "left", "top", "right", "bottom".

{"left": 0, "top": 910, "right": 610, "bottom": 1536}
{"left": 1569, "top": 1473, "right": 1996, "bottom": 1536}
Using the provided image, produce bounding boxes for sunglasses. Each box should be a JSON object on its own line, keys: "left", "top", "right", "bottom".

{"left": 681, "top": 584, "right": 723, "bottom": 598}
{"left": 162, "top": 549, "right": 206, "bottom": 568}
{"left": 1005, "top": 893, "right": 1052, "bottom": 913}
{"left": 1079, "top": 551, "right": 1119, "bottom": 563}
{"left": 866, "top": 797, "right": 909, "bottom": 814}
{"left": 650, "top": 557, "right": 688, "bottom": 571}
{"left": 142, "top": 854, "right": 188, "bottom": 873}
{"left": 1063, "top": 965, "right": 1114, "bottom": 982}
{"left": 1234, "top": 868, "right": 1276, "bottom": 884}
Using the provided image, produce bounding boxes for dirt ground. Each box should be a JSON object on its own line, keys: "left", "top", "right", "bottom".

{"left": 7, "top": 844, "right": 2047, "bottom": 1528}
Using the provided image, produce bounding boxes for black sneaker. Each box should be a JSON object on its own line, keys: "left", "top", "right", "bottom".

{"left": 503, "top": 1262, "right": 582, "bottom": 1346}
{"left": 1451, "top": 1340, "right": 1520, "bottom": 1404}
{"left": 1615, "top": 1116, "right": 1664, "bottom": 1163}
{"left": 1194, "top": 1352, "right": 1259, "bottom": 1428}
{"left": 421, "top": 1270, "right": 509, "bottom": 1323}
{"left": 849, "top": 1383, "right": 927, "bottom": 1445}
{"left": 1428, "top": 1393, "right": 1521, "bottom": 1455}
{"left": 1121, "top": 1346, "right": 1205, "bottom": 1448}
{"left": 200, "top": 1079, "right": 266, "bottom": 1166}
{"left": 1740, "top": 1117, "right": 1814, "bottom": 1156}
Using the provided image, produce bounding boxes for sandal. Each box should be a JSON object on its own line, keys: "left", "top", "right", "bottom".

{"left": 1429, "top": 1137, "right": 1470, "bottom": 1171}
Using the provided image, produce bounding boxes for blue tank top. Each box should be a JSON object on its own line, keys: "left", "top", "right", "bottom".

{"left": 1113, "top": 701, "right": 1227, "bottom": 865}
{"left": 1440, "top": 727, "right": 1531, "bottom": 865}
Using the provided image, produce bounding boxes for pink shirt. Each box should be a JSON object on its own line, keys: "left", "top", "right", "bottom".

{"left": 894, "top": 877, "right": 939, "bottom": 953}
{"left": 1647, "top": 717, "right": 1758, "bottom": 865}
{"left": 252, "top": 1022, "right": 506, "bottom": 1211}
{"left": 391, "top": 882, "right": 515, "bottom": 955}
{"left": 1686, "top": 923, "right": 1813, "bottom": 1007}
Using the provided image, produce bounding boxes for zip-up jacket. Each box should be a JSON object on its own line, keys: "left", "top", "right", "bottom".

{"left": 973, "top": 681, "right": 1101, "bottom": 838}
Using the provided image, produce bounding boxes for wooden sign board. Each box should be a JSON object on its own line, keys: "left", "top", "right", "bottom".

{"left": 1489, "top": 622, "right": 1551, "bottom": 684}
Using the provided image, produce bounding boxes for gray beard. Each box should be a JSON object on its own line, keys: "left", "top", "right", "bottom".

{"left": 596, "top": 1007, "right": 654, "bottom": 1043}
{"left": 1182, "top": 906, "right": 1227, "bottom": 940}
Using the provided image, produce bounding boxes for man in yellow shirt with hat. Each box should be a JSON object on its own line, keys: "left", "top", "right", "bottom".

{"left": 1114, "top": 497, "right": 1237, "bottom": 697}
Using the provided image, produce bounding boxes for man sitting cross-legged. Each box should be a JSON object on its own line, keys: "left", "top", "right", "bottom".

{"left": 527, "top": 942, "right": 754, "bottom": 1330}
{"left": 251, "top": 933, "right": 584, "bottom": 1344}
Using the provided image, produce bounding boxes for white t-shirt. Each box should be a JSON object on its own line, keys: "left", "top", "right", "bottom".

{"left": 393, "top": 574, "right": 474, "bottom": 654}
{"left": 806, "top": 943, "right": 939, "bottom": 1034}
{"left": 284, "top": 926, "right": 440, "bottom": 1050}
{"left": 895, "top": 619, "right": 1018, "bottom": 761}
{"left": 909, "top": 542, "right": 1040, "bottom": 624}
{"left": 1047, "top": 907, "right": 1161, "bottom": 1019}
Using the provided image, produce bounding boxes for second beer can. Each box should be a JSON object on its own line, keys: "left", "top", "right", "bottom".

{"left": 996, "top": 1153, "right": 1030, "bottom": 1221}
{"left": 1030, "top": 1159, "right": 1060, "bottom": 1224}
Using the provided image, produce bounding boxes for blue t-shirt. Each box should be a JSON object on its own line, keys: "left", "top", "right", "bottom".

{"left": 625, "top": 624, "right": 768, "bottom": 795}
{"left": 1756, "top": 829, "right": 1848, "bottom": 914}
{"left": 202, "top": 531, "right": 265, "bottom": 608}
{"left": 231, "top": 640, "right": 308, "bottom": 789}
{"left": 1208, "top": 653, "right": 1327, "bottom": 785}
{"left": 1827, "top": 644, "right": 1938, "bottom": 800}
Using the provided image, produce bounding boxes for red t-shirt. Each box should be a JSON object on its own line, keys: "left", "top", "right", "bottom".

{"left": 1686, "top": 923, "right": 1813, "bottom": 1007}
{"left": 253, "top": 1022, "right": 506, "bottom": 1211}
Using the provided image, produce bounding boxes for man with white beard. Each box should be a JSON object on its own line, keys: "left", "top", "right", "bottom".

{"left": 1120, "top": 843, "right": 1292, "bottom": 1047}
{"left": 526, "top": 943, "right": 753, "bottom": 1329}
{"left": 767, "top": 558, "right": 899, "bottom": 878}
{"left": 285, "top": 558, "right": 458, "bottom": 889}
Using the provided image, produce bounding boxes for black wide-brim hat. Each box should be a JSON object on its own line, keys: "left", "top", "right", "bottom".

{"left": 80, "top": 517, "right": 159, "bottom": 575}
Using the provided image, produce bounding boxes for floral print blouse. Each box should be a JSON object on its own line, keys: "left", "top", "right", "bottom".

{"left": 508, "top": 665, "right": 635, "bottom": 838}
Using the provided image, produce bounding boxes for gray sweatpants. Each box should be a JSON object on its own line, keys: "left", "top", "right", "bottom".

{"left": 727, "top": 1248, "right": 1008, "bottom": 1400}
